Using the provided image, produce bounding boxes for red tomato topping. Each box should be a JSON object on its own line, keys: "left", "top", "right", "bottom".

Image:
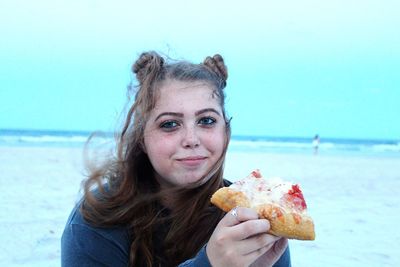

{"left": 286, "top": 184, "right": 307, "bottom": 210}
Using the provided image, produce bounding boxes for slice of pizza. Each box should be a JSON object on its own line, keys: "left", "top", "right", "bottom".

{"left": 211, "top": 169, "right": 315, "bottom": 240}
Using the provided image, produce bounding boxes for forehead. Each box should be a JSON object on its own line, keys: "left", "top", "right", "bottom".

{"left": 154, "top": 80, "right": 220, "bottom": 110}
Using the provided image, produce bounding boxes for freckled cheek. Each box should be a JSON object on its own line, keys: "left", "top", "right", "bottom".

{"left": 145, "top": 136, "right": 178, "bottom": 159}
{"left": 202, "top": 133, "right": 225, "bottom": 154}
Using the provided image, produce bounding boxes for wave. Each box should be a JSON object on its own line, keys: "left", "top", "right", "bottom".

{"left": 228, "top": 139, "right": 400, "bottom": 155}
{"left": 0, "top": 134, "right": 90, "bottom": 146}
{"left": 0, "top": 129, "right": 399, "bottom": 156}
{"left": 0, "top": 129, "right": 112, "bottom": 147}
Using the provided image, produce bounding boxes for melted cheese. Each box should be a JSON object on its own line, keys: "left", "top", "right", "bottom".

{"left": 230, "top": 173, "right": 301, "bottom": 213}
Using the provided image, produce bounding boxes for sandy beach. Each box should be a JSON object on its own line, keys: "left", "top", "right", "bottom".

{"left": 0, "top": 146, "right": 399, "bottom": 266}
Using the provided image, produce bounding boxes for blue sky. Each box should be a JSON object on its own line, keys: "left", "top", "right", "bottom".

{"left": 1, "top": 0, "right": 399, "bottom": 140}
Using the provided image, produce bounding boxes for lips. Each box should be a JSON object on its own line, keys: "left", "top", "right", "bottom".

{"left": 176, "top": 156, "right": 207, "bottom": 167}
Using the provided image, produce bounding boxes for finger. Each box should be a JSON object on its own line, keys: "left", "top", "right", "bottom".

{"left": 242, "top": 242, "right": 272, "bottom": 265}
{"left": 220, "top": 207, "right": 259, "bottom": 227}
{"left": 242, "top": 237, "right": 287, "bottom": 265}
{"left": 237, "top": 233, "right": 280, "bottom": 255}
{"left": 229, "top": 219, "right": 271, "bottom": 240}
{"left": 221, "top": 207, "right": 272, "bottom": 240}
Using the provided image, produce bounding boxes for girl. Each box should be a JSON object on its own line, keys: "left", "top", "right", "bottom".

{"left": 61, "top": 52, "right": 291, "bottom": 267}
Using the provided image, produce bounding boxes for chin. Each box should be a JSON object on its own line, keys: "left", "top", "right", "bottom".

{"left": 185, "top": 173, "right": 212, "bottom": 188}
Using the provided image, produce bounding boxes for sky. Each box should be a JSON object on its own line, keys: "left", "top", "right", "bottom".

{"left": 1, "top": 0, "right": 399, "bottom": 140}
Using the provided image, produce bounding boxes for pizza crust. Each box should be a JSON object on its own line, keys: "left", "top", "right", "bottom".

{"left": 211, "top": 187, "right": 315, "bottom": 240}
{"left": 210, "top": 187, "right": 251, "bottom": 211}
{"left": 256, "top": 203, "right": 315, "bottom": 240}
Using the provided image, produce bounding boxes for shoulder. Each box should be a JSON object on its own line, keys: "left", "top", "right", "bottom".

{"left": 61, "top": 201, "right": 130, "bottom": 266}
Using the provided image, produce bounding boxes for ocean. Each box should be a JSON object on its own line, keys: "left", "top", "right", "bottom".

{"left": 1, "top": 129, "right": 400, "bottom": 266}
{"left": 0, "top": 129, "right": 399, "bottom": 157}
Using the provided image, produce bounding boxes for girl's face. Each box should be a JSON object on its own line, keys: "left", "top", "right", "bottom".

{"left": 143, "top": 80, "right": 226, "bottom": 188}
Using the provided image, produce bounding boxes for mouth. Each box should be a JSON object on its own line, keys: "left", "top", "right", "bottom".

{"left": 176, "top": 156, "right": 207, "bottom": 166}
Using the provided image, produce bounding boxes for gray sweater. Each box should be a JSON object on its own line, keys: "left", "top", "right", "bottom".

{"left": 61, "top": 202, "right": 291, "bottom": 267}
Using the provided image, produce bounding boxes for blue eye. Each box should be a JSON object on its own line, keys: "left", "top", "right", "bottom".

{"left": 160, "top": 120, "right": 179, "bottom": 130}
{"left": 198, "top": 117, "right": 216, "bottom": 126}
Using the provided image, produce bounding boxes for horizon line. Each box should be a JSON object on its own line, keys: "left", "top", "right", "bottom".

{"left": 0, "top": 127, "right": 398, "bottom": 142}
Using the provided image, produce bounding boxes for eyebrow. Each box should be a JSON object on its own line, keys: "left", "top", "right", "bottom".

{"left": 195, "top": 108, "right": 221, "bottom": 116}
{"left": 154, "top": 108, "right": 221, "bottom": 122}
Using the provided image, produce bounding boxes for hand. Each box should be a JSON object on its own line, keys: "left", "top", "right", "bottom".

{"left": 206, "top": 207, "right": 282, "bottom": 267}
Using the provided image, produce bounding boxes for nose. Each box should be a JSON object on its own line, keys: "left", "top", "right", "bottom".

{"left": 182, "top": 126, "right": 200, "bottom": 148}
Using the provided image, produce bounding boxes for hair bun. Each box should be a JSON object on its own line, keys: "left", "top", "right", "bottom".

{"left": 203, "top": 54, "right": 228, "bottom": 87}
{"left": 132, "top": 52, "right": 164, "bottom": 84}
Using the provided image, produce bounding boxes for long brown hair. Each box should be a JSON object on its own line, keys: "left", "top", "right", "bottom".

{"left": 81, "top": 51, "right": 231, "bottom": 266}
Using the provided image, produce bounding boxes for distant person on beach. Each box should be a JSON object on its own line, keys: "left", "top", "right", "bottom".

{"left": 61, "top": 52, "right": 291, "bottom": 266}
{"left": 312, "top": 134, "right": 320, "bottom": 155}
